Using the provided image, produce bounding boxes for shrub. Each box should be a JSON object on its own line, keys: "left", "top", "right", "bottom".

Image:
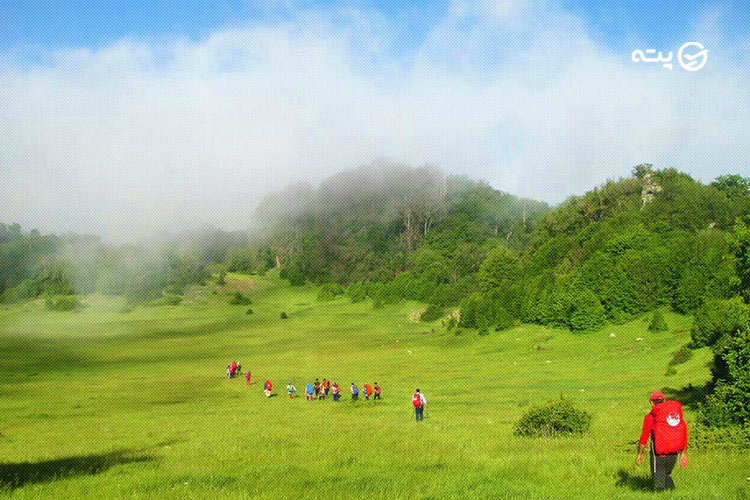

{"left": 667, "top": 344, "right": 694, "bottom": 367}
{"left": 45, "top": 295, "right": 83, "bottom": 311}
{"left": 691, "top": 297, "right": 750, "bottom": 347}
{"left": 229, "top": 292, "right": 251, "bottom": 305}
{"left": 317, "top": 283, "right": 344, "bottom": 301}
{"left": 283, "top": 265, "right": 305, "bottom": 286}
{"left": 494, "top": 307, "right": 515, "bottom": 331}
{"left": 345, "top": 282, "right": 367, "bottom": 303}
{"left": 280, "top": 311, "right": 288, "bottom": 319}
{"left": 648, "top": 310, "right": 669, "bottom": 332}
{"left": 514, "top": 397, "right": 592, "bottom": 437}
{"left": 420, "top": 304, "right": 443, "bottom": 322}
{"left": 216, "top": 272, "right": 226, "bottom": 285}
{"left": 568, "top": 289, "right": 606, "bottom": 331}
{"left": 690, "top": 422, "right": 750, "bottom": 449}
{"left": 1, "top": 279, "right": 42, "bottom": 303}
{"left": 699, "top": 328, "right": 750, "bottom": 426}
{"left": 149, "top": 294, "right": 182, "bottom": 306}
{"left": 245, "top": 308, "right": 253, "bottom": 315}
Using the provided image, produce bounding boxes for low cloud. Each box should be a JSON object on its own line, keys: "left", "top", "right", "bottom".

{"left": 0, "top": 1, "right": 747, "bottom": 241}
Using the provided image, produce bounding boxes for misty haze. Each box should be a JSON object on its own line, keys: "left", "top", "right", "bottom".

{"left": 1, "top": 2, "right": 749, "bottom": 500}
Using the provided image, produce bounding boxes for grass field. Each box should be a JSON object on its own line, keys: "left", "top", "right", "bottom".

{"left": 0, "top": 271, "right": 748, "bottom": 499}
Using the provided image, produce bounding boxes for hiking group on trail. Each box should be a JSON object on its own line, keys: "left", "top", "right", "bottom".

{"left": 226, "top": 366, "right": 387, "bottom": 406}
{"left": 225, "top": 360, "right": 242, "bottom": 379}
{"left": 223, "top": 364, "right": 692, "bottom": 492}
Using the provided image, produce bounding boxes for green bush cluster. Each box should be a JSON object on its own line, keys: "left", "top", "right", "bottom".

{"left": 345, "top": 282, "right": 367, "bottom": 303}
{"left": 317, "top": 283, "right": 344, "bottom": 301}
{"left": 690, "top": 422, "right": 750, "bottom": 449}
{"left": 648, "top": 310, "right": 669, "bottom": 332}
{"left": 514, "top": 397, "right": 592, "bottom": 437}
{"left": 44, "top": 295, "right": 83, "bottom": 311}
{"left": 229, "top": 292, "right": 251, "bottom": 305}
{"left": 420, "top": 304, "right": 443, "bottom": 322}
{"left": 149, "top": 294, "right": 182, "bottom": 306}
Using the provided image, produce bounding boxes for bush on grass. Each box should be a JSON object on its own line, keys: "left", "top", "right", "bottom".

{"left": 229, "top": 292, "right": 251, "bottom": 305}
{"left": 515, "top": 397, "right": 592, "bottom": 437}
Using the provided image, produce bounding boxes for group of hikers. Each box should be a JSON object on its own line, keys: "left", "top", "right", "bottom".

{"left": 274, "top": 379, "right": 383, "bottom": 402}
{"left": 225, "top": 360, "right": 242, "bottom": 379}
{"left": 224, "top": 363, "right": 687, "bottom": 492}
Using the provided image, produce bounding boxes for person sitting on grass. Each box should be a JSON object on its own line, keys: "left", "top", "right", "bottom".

{"left": 351, "top": 383, "right": 359, "bottom": 401}
{"left": 373, "top": 382, "right": 381, "bottom": 400}
{"left": 286, "top": 382, "right": 296, "bottom": 399}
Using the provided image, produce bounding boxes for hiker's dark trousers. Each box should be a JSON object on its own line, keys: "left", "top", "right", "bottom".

{"left": 650, "top": 452, "right": 677, "bottom": 491}
{"left": 415, "top": 406, "right": 424, "bottom": 422}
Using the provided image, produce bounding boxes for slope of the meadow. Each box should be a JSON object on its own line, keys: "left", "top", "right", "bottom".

{"left": 0, "top": 272, "right": 747, "bottom": 500}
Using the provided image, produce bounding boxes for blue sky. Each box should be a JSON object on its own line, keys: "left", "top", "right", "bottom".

{"left": 2, "top": 0, "right": 747, "bottom": 53}
{"left": 1, "top": 0, "right": 749, "bottom": 239}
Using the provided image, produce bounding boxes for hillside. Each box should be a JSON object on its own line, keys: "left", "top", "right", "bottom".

{"left": 1, "top": 272, "right": 746, "bottom": 500}
{"left": 255, "top": 165, "right": 749, "bottom": 333}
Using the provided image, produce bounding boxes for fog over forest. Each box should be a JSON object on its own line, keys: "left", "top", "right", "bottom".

{"left": 2, "top": 2, "right": 748, "bottom": 241}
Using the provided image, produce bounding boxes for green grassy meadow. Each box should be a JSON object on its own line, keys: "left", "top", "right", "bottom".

{"left": 0, "top": 272, "right": 747, "bottom": 499}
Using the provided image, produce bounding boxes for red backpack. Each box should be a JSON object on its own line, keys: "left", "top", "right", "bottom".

{"left": 651, "top": 400, "right": 687, "bottom": 454}
{"left": 413, "top": 394, "right": 422, "bottom": 407}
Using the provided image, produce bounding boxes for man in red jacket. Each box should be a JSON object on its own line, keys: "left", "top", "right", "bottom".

{"left": 636, "top": 391, "right": 688, "bottom": 491}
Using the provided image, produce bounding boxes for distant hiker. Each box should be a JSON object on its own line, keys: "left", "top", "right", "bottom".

{"left": 332, "top": 382, "right": 340, "bottom": 401}
{"left": 373, "top": 383, "right": 381, "bottom": 400}
{"left": 286, "top": 382, "right": 297, "bottom": 399}
{"left": 306, "top": 383, "right": 315, "bottom": 401}
{"left": 351, "top": 383, "right": 359, "bottom": 401}
{"left": 413, "top": 389, "right": 426, "bottom": 422}
{"left": 226, "top": 365, "right": 232, "bottom": 379}
{"left": 314, "top": 379, "right": 321, "bottom": 398}
{"left": 364, "top": 383, "right": 373, "bottom": 400}
{"left": 245, "top": 371, "right": 252, "bottom": 386}
{"left": 322, "top": 379, "right": 330, "bottom": 396}
{"left": 264, "top": 379, "right": 272, "bottom": 398}
{"left": 236, "top": 362, "right": 242, "bottom": 375}
{"left": 230, "top": 361, "right": 238, "bottom": 377}
{"left": 636, "top": 391, "right": 688, "bottom": 491}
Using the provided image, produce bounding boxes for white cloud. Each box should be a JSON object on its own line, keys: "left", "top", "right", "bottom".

{"left": 0, "top": 0, "right": 748, "bottom": 241}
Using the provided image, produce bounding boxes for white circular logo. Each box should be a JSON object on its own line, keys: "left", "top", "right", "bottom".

{"left": 666, "top": 412, "right": 681, "bottom": 427}
{"left": 678, "top": 42, "right": 708, "bottom": 71}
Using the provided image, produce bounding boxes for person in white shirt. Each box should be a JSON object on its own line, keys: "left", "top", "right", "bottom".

{"left": 412, "top": 389, "right": 427, "bottom": 421}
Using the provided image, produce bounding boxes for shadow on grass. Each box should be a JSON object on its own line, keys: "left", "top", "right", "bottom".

{"left": 0, "top": 450, "right": 152, "bottom": 490}
{"left": 661, "top": 381, "right": 714, "bottom": 409}
{"left": 615, "top": 468, "right": 653, "bottom": 492}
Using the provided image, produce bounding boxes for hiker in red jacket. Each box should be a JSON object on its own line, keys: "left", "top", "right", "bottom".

{"left": 264, "top": 379, "right": 273, "bottom": 398}
{"left": 636, "top": 391, "right": 688, "bottom": 491}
